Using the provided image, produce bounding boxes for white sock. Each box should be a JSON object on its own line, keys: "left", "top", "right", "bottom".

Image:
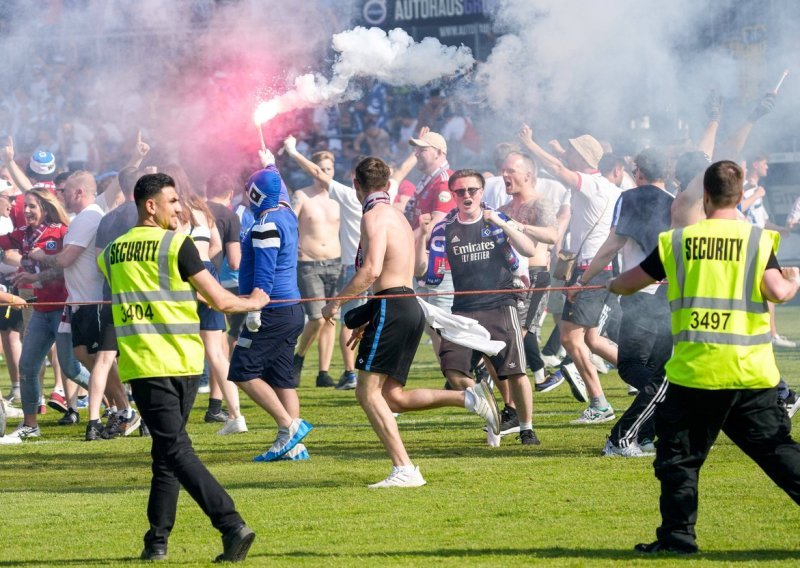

{"left": 519, "top": 421, "right": 533, "bottom": 431}
{"left": 54, "top": 387, "right": 65, "bottom": 396}
{"left": 464, "top": 388, "right": 476, "bottom": 412}
{"left": 533, "top": 369, "right": 545, "bottom": 385}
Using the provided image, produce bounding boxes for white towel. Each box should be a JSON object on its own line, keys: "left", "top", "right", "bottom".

{"left": 416, "top": 298, "right": 506, "bottom": 356}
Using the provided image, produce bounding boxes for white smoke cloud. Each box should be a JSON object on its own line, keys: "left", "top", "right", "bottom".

{"left": 263, "top": 26, "right": 475, "bottom": 117}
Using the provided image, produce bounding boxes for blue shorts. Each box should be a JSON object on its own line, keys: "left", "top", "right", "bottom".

{"left": 198, "top": 261, "right": 227, "bottom": 331}
{"left": 228, "top": 303, "right": 304, "bottom": 389}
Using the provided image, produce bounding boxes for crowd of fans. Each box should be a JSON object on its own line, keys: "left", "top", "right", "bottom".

{"left": 0, "top": 60, "right": 798, "bottom": 454}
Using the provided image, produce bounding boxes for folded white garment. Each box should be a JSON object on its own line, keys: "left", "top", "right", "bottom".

{"left": 416, "top": 298, "right": 506, "bottom": 355}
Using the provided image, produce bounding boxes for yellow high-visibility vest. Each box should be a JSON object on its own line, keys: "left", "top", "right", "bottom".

{"left": 98, "top": 226, "right": 204, "bottom": 382}
{"left": 658, "top": 219, "right": 780, "bottom": 389}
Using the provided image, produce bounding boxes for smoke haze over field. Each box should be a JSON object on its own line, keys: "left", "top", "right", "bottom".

{"left": 1, "top": 0, "right": 799, "bottom": 183}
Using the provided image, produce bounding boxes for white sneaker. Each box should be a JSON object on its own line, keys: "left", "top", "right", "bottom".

{"left": 217, "top": 415, "right": 248, "bottom": 435}
{"left": 628, "top": 385, "right": 639, "bottom": 396}
{"left": 541, "top": 354, "right": 562, "bottom": 368}
{"left": 771, "top": 335, "right": 796, "bottom": 348}
{"left": 561, "top": 363, "right": 588, "bottom": 403}
{"left": 0, "top": 435, "right": 21, "bottom": 445}
{"left": 570, "top": 406, "right": 615, "bottom": 425}
{"left": 368, "top": 465, "right": 426, "bottom": 488}
{"left": 591, "top": 354, "right": 610, "bottom": 374}
{"left": 0, "top": 399, "right": 5, "bottom": 437}
{"left": 601, "top": 438, "right": 654, "bottom": 457}
{"left": 8, "top": 423, "right": 40, "bottom": 439}
{"left": 468, "top": 381, "right": 500, "bottom": 435}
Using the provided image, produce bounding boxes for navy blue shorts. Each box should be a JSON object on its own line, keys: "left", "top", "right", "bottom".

{"left": 198, "top": 261, "right": 227, "bottom": 331}
{"left": 228, "top": 303, "right": 304, "bottom": 389}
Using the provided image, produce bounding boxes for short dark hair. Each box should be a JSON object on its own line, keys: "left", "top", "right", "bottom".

{"left": 703, "top": 160, "right": 743, "bottom": 208}
{"left": 205, "top": 173, "right": 235, "bottom": 200}
{"left": 599, "top": 153, "right": 624, "bottom": 176}
{"left": 134, "top": 173, "right": 175, "bottom": 208}
{"left": 634, "top": 147, "right": 666, "bottom": 182}
{"left": 747, "top": 152, "right": 769, "bottom": 167}
{"left": 354, "top": 157, "right": 390, "bottom": 192}
{"left": 448, "top": 169, "right": 485, "bottom": 191}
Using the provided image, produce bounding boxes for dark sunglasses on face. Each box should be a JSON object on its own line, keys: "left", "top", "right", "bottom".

{"left": 452, "top": 187, "right": 481, "bottom": 198}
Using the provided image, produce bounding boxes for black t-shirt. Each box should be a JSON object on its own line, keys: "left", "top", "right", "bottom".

{"left": 614, "top": 185, "right": 673, "bottom": 255}
{"left": 207, "top": 201, "right": 241, "bottom": 272}
{"left": 178, "top": 237, "right": 206, "bottom": 282}
{"left": 445, "top": 217, "right": 516, "bottom": 312}
{"left": 639, "top": 247, "right": 781, "bottom": 281}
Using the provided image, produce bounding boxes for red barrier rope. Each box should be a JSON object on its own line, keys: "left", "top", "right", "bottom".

{"left": 0, "top": 281, "right": 666, "bottom": 309}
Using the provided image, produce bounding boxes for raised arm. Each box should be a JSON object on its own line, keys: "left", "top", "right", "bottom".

{"left": 283, "top": 135, "right": 333, "bottom": 187}
{"left": 518, "top": 124, "right": 581, "bottom": 190}
{"left": 0, "top": 138, "right": 32, "bottom": 191}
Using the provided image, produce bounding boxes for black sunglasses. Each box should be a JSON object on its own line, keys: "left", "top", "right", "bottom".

{"left": 452, "top": 187, "right": 481, "bottom": 198}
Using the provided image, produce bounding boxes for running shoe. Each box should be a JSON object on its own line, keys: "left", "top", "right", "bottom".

{"left": 499, "top": 405, "right": 520, "bottom": 436}
{"left": 316, "top": 372, "right": 335, "bottom": 388}
{"left": 535, "top": 371, "right": 565, "bottom": 393}
{"left": 253, "top": 419, "right": 313, "bottom": 462}
{"left": 561, "top": 362, "right": 588, "bottom": 403}
{"left": 517, "top": 429, "right": 541, "bottom": 445}
{"left": 368, "top": 465, "right": 426, "bottom": 488}
{"left": 85, "top": 419, "right": 104, "bottom": 441}
{"left": 570, "top": 406, "right": 615, "bottom": 425}
{"left": 47, "top": 391, "right": 68, "bottom": 413}
{"left": 217, "top": 416, "right": 248, "bottom": 435}
{"left": 204, "top": 408, "right": 229, "bottom": 423}
{"left": 468, "top": 381, "right": 500, "bottom": 436}
{"left": 7, "top": 423, "right": 40, "bottom": 439}
{"left": 279, "top": 443, "right": 310, "bottom": 460}
{"left": 601, "top": 438, "right": 654, "bottom": 457}
{"left": 335, "top": 371, "right": 357, "bottom": 390}
{"left": 57, "top": 408, "right": 80, "bottom": 426}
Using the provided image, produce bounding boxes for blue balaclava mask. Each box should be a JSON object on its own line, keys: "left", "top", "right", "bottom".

{"left": 247, "top": 165, "right": 290, "bottom": 216}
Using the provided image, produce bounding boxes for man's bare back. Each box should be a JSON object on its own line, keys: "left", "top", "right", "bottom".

{"left": 363, "top": 201, "right": 415, "bottom": 293}
{"left": 292, "top": 185, "right": 341, "bottom": 261}
{"left": 671, "top": 173, "right": 705, "bottom": 228}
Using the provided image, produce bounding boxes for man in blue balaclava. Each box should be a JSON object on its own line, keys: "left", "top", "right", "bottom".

{"left": 227, "top": 149, "right": 313, "bottom": 462}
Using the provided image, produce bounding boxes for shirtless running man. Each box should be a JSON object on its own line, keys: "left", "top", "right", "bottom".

{"left": 291, "top": 151, "right": 341, "bottom": 387}
{"left": 321, "top": 157, "right": 499, "bottom": 488}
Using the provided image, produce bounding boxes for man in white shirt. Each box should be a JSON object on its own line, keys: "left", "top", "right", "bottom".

{"left": 283, "top": 136, "right": 365, "bottom": 390}
{"left": 520, "top": 125, "right": 621, "bottom": 425}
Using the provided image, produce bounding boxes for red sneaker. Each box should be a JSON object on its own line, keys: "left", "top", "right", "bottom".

{"left": 47, "top": 391, "right": 68, "bottom": 413}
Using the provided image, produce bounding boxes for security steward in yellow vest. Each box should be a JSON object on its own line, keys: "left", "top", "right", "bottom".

{"left": 607, "top": 160, "right": 800, "bottom": 555}
{"left": 98, "top": 173, "right": 268, "bottom": 563}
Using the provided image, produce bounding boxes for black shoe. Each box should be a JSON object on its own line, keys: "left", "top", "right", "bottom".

{"left": 85, "top": 419, "right": 104, "bottom": 441}
{"left": 499, "top": 406, "right": 520, "bottom": 436}
{"left": 517, "top": 428, "right": 541, "bottom": 445}
{"left": 57, "top": 408, "right": 80, "bottom": 426}
{"left": 101, "top": 414, "right": 121, "bottom": 439}
{"left": 204, "top": 409, "right": 229, "bottom": 423}
{"left": 215, "top": 525, "right": 255, "bottom": 563}
{"left": 140, "top": 545, "right": 167, "bottom": 561}
{"left": 634, "top": 541, "right": 698, "bottom": 555}
{"left": 473, "top": 360, "right": 490, "bottom": 383}
{"left": 140, "top": 422, "right": 151, "bottom": 437}
{"left": 292, "top": 354, "right": 304, "bottom": 382}
{"left": 316, "top": 372, "right": 335, "bottom": 388}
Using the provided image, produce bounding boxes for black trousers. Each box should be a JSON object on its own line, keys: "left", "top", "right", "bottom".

{"left": 653, "top": 383, "right": 800, "bottom": 551}
{"left": 610, "top": 290, "right": 672, "bottom": 446}
{"left": 130, "top": 376, "right": 244, "bottom": 549}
